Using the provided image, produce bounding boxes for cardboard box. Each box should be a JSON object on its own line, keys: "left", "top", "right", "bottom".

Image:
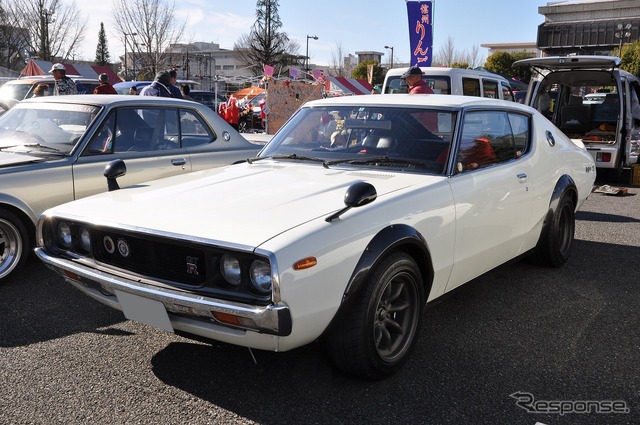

{"left": 631, "top": 164, "right": 640, "bottom": 187}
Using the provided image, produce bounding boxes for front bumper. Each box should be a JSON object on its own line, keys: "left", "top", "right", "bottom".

{"left": 35, "top": 248, "right": 292, "bottom": 344}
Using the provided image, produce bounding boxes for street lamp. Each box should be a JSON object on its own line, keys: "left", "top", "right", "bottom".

{"left": 385, "top": 45, "right": 394, "bottom": 69}
{"left": 614, "top": 23, "right": 632, "bottom": 55}
{"left": 124, "top": 32, "right": 137, "bottom": 81}
{"left": 306, "top": 35, "right": 318, "bottom": 73}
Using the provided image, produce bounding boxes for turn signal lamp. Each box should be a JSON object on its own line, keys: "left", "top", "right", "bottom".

{"left": 293, "top": 257, "right": 317, "bottom": 270}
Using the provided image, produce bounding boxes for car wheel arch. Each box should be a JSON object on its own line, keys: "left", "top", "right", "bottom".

{"left": 0, "top": 204, "right": 35, "bottom": 282}
{"left": 332, "top": 224, "right": 434, "bottom": 320}
{"left": 548, "top": 174, "right": 578, "bottom": 216}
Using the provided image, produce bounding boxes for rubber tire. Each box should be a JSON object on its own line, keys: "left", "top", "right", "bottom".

{"left": 325, "top": 252, "right": 424, "bottom": 380}
{"left": 531, "top": 194, "right": 575, "bottom": 267}
{"left": 0, "top": 209, "right": 30, "bottom": 283}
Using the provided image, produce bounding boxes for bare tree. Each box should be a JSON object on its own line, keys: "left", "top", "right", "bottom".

{"left": 330, "top": 41, "right": 346, "bottom": 77}
{"left": 433, "top": 35, "right": 457, "bottom": 67}
{"left": 8, "top": 0, "right": 86, "bottom": 62}
{"left": 465, "top": 44, "right": 485, "bottom": 69}
{"left": 112, "top": 0, "right": 186, "bottom": 78}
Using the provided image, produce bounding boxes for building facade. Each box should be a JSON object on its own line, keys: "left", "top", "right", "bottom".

{"left": 537, "top": 0, "right": 640, "bottom": 56}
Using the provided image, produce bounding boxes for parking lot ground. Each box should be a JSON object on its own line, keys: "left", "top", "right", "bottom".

{"left": 0, "top": 185, "right": 638, "bottom": 424}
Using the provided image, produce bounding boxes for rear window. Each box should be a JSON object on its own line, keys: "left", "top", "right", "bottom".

{"left": 384, "top": 75, "right": 451, "bottom": 94}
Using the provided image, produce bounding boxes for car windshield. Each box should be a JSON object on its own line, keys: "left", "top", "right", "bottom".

{"left": 0, "top": 82, "right": 30, "bottom": 102}
{"left": 0, "top": 103, "right": 101, "bottom": 155}
{"left": 259, "top": 105, "right": 457, "bottom": 174}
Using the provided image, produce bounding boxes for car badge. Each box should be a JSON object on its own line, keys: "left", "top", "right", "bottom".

{"left": 117, "top": 239, "right": 130, "bottom": 257}
{"left": 103, "top": 236, "right": 115, "bottom": 254}
{"left": 186, "top": 256, "right": 199, "bottom": 275}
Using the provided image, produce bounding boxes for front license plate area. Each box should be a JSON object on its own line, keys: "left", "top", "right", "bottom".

{"left": 115, "top": 290, "right": 174, "bottom": 332}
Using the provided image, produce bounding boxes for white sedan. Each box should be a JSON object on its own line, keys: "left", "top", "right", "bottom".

{"left": 35, "top": 95, "right": 596, "bottom": 379}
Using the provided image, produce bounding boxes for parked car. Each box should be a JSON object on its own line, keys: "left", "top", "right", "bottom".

{"left": 382, "top": 67, "right": 515, "bottom": 101}
{"left": 113, "top": 81, "right": 151, "bottom": 95}
{"left": 35, "top": 94, "right": 595, "bottom": 379}
{"left": 0, "top": 76, "right": 100, "bottom": 102}
{"left": 189, "top": 90, "right": 225, "bottom": 110}
{"left": 513, "top": 55, "right": 640, "bottom": 181}
{"left": 0, "top": 95, "right": 261, "bottom": 283}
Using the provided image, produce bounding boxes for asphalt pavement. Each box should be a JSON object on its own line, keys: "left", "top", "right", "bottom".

{"left": 1, "top": 183, "right": 639, "bottom": 425}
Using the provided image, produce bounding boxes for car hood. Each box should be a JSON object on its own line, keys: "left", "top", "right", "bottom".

{"left": 47, "top": 161, "right": 443, "bottom": 249}
{"left": 0, "top": 151, "right": 45, "bottom": 167}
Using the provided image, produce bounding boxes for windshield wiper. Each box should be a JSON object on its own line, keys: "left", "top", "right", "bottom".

{"left": 23, "top": 143, "right": 63, "bottom": 154}
{"left": 324, "top": 156, "right": 426, "bottom": 168}
{"left": 248, "top": 153, "right": 325, "bottom": 164}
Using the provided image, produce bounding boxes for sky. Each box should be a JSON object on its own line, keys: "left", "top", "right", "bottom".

{"left": 78, "top": 0, "right": 553, "bottom": 68}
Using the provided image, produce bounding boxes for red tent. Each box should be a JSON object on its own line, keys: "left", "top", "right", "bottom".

{"left": 20, "top": 60, "right": 45, "bottom": 77}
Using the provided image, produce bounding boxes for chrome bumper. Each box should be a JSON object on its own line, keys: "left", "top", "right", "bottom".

{"left": 35, "top": 248, "right": 292, "bottom": 337}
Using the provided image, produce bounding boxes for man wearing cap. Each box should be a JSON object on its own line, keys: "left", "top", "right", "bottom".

{"left": 140, "top": 71, "right": 173, "bottom": 97}
{"left": 93, "top": 73, "right": 117, "bottom": 94}
{"left": 401, "top": 66, "right": 434, "bottom": 94}
{"left": 49, "top": 63, "right": 78, "bottom": 96}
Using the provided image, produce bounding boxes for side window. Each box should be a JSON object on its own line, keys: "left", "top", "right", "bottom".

{"left": 462, "top": 78, "right": 481, "bottom": 97}
{"left": 456, "top": 110, "right": 529, "bottom": 173}
{"left": 502, "top": 84, "right": 514, "bottom": 102}
{"left": 482, "top": 79, "right": 498, "bottom": 99}
{"left": 111, "top": 107, "right": 180, "bottom": 153}
{"left": 180, "top": 109, "right": 216, "bottom": 147}
{"left": 85, "top": 112, "right": 116, "bottom": 155}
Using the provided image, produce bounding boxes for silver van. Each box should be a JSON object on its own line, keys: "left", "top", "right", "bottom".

{"left": 382, "top": 67, "right": 515, "bottom": 101}
{"left": 513, "top": 55, "right": 640, "bottom": 181}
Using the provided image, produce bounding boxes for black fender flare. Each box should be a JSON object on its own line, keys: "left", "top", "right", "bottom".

{"left": 326, "top": 224, "right": 434, "bottom": 332}
{"left": 540, "top": 174, "right": 577, "bottom": 237}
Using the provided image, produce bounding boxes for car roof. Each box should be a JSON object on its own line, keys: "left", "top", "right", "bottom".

{"left": 18, "top": 94, "right": 198, "bottom": 107}
{"left": 6, "top": 76, "right": 99, "bottom": 84}
{"left": 303, "top": 93, "right": 526, "bottom": 110}
{"left": 384, "top": 67, "right": 510, "bottom": 82}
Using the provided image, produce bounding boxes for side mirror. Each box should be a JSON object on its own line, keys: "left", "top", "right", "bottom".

{"left": 104, "top": 159, "right": 127, "bottom": 192}
{"left": 326, "top": 181, "right": 377, "bottom": 222}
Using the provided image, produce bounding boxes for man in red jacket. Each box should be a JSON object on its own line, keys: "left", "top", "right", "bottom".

{"left": 401, "top": 66, "right": 434, "bottom": 94}
{"left": 93, "top": 73, "right": 118, "bottom": 94}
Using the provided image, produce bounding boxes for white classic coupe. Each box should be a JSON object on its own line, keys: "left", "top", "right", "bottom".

{"left": 35, "top": 94, "right": 596, "bottom": 379}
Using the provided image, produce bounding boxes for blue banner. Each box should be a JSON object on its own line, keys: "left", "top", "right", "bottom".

{"left": 406, "top": 0, "right": 433, "bottom": 67}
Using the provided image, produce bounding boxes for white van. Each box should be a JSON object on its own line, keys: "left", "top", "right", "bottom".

{"left": 382, "top": 67, "right": 515, "bottom": 101}
{"left": 513, "top": 55, "right": 640, "bottom": 181}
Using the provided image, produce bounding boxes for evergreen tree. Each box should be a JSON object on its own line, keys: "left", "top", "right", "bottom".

{"left": 234, "top": 0, "right": 299, "bottom": 76}
{"left": 95, "top": 22, "right": 111, "bottom": 65}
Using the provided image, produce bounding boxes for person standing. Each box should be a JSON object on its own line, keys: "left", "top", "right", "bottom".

{"left": 49, "top": 63, "right": 77, "bottom": 96}
{"left": 168, "top": 69, "right": 184, "bottom": 98}
{"left": 93, "top": 73, "right": 117, "bottom": 94}
{"left": 180, "top": 84, "right": 194, "bottom": 101}
{"left": 140, "top": 71, "right": 173, "bottom": 97}
{"left": 225, "top": 93, "right": 240, "bottom": 130}
{"left": 401, "top": 66, "right": 434, "bottom": 94}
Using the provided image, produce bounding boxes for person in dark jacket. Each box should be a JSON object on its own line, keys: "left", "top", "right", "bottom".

{"left": 140, "top": 71, "right": 173, "bottom": 97}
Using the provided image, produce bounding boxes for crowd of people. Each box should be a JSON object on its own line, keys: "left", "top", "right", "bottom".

{"left": 38, "top": 62, "right": 264, "bottom": 131}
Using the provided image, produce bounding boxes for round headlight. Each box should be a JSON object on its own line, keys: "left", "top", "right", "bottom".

{"left": 58, "top": 222, "right": 72, "bottom": 248}
{"left": 79, "top": 227, "right": 91, "bottom": 253}
{"left": 250, "top": 259, "right": 272, "bottom": 293}
{"left": 220, "top": 254, "right": 241, "bottom": 286}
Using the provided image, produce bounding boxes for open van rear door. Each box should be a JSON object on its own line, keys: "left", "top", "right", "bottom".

{"left": 513, "top": 56, "right": 621, "bottom": 73}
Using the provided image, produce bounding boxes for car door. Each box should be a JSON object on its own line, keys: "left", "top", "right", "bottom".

{"left": 445, "top": 109, "right": 533, "bottom": 291}
{"left": 72, "top": 105, "right": 192, "bottom": 199}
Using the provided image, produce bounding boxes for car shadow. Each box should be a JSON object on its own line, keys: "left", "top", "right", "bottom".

{"left": 149, "top": 238, "right": 640, "bottom": 424}
{"left": 0, "top": 256, "right": 126, "bottom": 348}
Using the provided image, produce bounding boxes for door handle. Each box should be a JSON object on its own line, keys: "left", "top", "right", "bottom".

{"left": 517, "top": 173, "right": 527, "bottom": 183}
{"left": 171, "top": 158, "right": 187, "bottom": 167}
